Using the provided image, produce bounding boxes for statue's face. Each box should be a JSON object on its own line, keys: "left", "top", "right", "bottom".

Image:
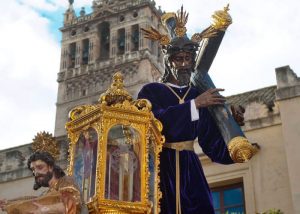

{"left": 169, "top": 51, "right": 193, "bottom": 86}
{"left": 30, "top": 159, "right": 53, "bottom": 187}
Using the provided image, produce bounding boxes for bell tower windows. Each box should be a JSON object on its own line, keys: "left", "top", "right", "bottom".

{"left": 82, "top": 39, "right": 89, "bottom": 65}
{"left": 98, "top": 22, "right": 110, "bottom": 60}
{"left": 131, "top": 24, "right": 139, "bottom": 51}
{"left": 69, "top": 42, "right": 76, "bottom": 68}
{"left": 117, "top": 28, "right": 125, "bottom": 55}
{"left": 56, "top": 1, "right": 165, "bottom": 137}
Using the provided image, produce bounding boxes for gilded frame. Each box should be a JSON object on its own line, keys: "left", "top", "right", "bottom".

{"left": 65, "top": 74, "right": 164, "bottom": 213}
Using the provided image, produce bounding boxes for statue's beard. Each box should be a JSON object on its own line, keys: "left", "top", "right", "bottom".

{"left": 33, "top": 171, "right": 53, "bottom": 190}
{"left": 171, "top": 68, "right": 192, "bottom": 86}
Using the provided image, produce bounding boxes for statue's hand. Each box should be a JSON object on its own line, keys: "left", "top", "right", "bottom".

{"left": 231, "top": 105, "right": 245, "bottom": 126}
{"left": 29, "top": 201, "right": 50, "bottom": 214}
{"left": 0, "top": 199, "right": 7, "bottom": 211}
{"left": 194, "top": 88, "right": 226, "bottom": 108}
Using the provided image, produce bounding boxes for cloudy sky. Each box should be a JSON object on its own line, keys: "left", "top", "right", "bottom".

{"left": 0, "top": 0, "right": 299, "bottom": 150}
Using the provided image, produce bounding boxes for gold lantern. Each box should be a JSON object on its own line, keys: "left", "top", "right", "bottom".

{"left": 66, "top": 72, "right": 165, "bottom": 214}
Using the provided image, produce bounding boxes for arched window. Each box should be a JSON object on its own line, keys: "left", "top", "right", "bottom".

{"left": 68, "top": 42, "right": 76, "bottom": 68}
{"left": 117, "top": 28, "right": 125, "bottom": 55}
{"left": 131, "top": 24, "right": 139, "bottom": 51}
{"left": 82, "top": 39, "right": 89, "bottom": 65}
{"left": 98, "top": 22, "right": 110, "bottom": 60}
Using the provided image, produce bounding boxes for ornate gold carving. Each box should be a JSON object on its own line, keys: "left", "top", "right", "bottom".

{"left": 69, "top": 105, "right": 97, "bottom": 121}
{"left": 153, "top": 118, "right": 163, "bottom": 132}
{"left": 191, "top": 26, "right": 218, "bottom": 43}
{"left": 143, "top": 5, "right": 232, "bottom": 49}
{"left": 66, "top": 73, "right": 164, "bottom": 213}
{"left": 67, "top": 131, "right": 80, "bottom": 175}
{"left": 228, "top": 136, "right": 258, "bottom": 163}
{"left": 96, "top": 199, "right": 151, "bottom": 213}
{"left": 132, "top": 99, "right": 152, "bottom": 111}
{"left": 99, "top": 72, "right": 133, "bottom": 106}
{"left": 141, "top": 27, "right": 170, "bottom": 46}
{"left": 32, "top": 131, "right": 59, "bottom": 160}
{"left": 175, "top": 6, "right": 188, "bottom": 37}
{"left": 211, "top": 4, "right": 232, "bottom": 31}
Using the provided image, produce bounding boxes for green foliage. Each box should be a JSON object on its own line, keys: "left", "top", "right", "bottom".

{"left": 222, "top": 208, "right": 283, "bottom": 214}
{"left": 225, "top": 212, "right": 244, "bottom": 214}
{"left": 261, "top": 209, "right": 283, "bottom": 214}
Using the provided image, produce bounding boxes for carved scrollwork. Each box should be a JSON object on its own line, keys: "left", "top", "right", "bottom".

{"left": 69, "top": 105, "right": 97, "bottom": 121}
{"left": 99, "top": 72, "right": 133, "bottom": 106}
{"left": 132, "top": 99, "right": 152, "bottom": 111}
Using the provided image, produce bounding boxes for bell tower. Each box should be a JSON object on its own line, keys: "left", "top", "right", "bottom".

{"left": 55, "top": 0, "right": 164, "bottom": 138}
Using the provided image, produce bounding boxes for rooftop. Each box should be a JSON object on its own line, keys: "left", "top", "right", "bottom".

{"left": 226, "top": 85, "right": 277, "bottom": 108}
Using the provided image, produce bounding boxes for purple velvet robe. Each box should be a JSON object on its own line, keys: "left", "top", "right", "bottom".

{"left": 138, "top": 82, "right": 234, "bottom": 214}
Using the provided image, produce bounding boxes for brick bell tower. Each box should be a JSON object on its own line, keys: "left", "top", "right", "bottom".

{"left": 54, "top": 0, "right": 164, "bottom": 139}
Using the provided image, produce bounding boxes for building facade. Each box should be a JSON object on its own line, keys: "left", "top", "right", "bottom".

{"left": 1, "top": 0, "right": 300, "bottom": 213}
{"left": 55, "top": 0, "right": 164, "bottom": 138}
{"left": 198, "top": 65, "right": 300, "bottom": 214}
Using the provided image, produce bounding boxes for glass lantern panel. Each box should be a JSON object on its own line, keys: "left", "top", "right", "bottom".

{"left": 74, "top": 128, "right": 98, "bottom": 202}
{"left": 148, "top": 137, "right": 156, "bottom": 213}
{"left": 105, "top": 125, "right": 141, "bottom": 202}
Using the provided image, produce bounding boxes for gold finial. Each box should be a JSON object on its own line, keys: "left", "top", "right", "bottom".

{"left": 32, "top": 131, "right": 60, "bottom": 160}
{"left": 211, "top": 4, "right": 232, "bottom": 31}
{"left": 141, "top": 27, "right": 170, "bottom": 46}
{"left": 224, "top": 3, "right": 230, "bottom": 12}
{"left": 99, "top": 72, "right": 133, "bottom": 106}
{"left": 111, "top": 72, "right": 124, "bottom": 89}
{"left": 175, "top": 5, "right": 188, "bottom": 37}
{"left": 228, "top": 136, "right": 258, "bottom": 163}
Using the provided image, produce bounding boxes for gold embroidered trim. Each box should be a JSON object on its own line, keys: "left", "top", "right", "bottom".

{"left": 163, "top": 140, "right": 195, "bottom": 214}
{"left": 163, "top": 141, "right": 194, "bottom": 151}
{"left": 176, "top": 150, "right": 181, "bottom": 214}
{"left": 164, "top": 84, "right": 191, "bottom": 104}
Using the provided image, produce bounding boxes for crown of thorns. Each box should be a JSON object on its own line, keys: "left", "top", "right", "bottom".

{"left": 141, "top": 5, "right": 232, "bottom": 46}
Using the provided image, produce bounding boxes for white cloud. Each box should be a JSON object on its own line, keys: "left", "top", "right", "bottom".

{"left": 16, "top": 0, "right": 91, "bottom": 12}
{"left": 0, "top": 1, "right": 59, "bottom": 150}
{"left": 19, "top": 0, "right": 58, "bottom": 11}
{"left": 0, "top": 0, "right": 94, "bottom": 150}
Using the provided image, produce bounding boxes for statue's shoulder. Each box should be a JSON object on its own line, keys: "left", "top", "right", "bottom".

{"left": 57, "top": 176, "right": 79, "bottom": 190}
{"left": 190, "top": 86, "right": 200, "bottom": 94}
{"left": 141, "top": 82, "right": 166, "bottom": 91}
{"left": 62, "top": 175, "right": 76, "bottom": 182}
{"left": 138, "top": 82, "right": 167, "bottom": 99}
